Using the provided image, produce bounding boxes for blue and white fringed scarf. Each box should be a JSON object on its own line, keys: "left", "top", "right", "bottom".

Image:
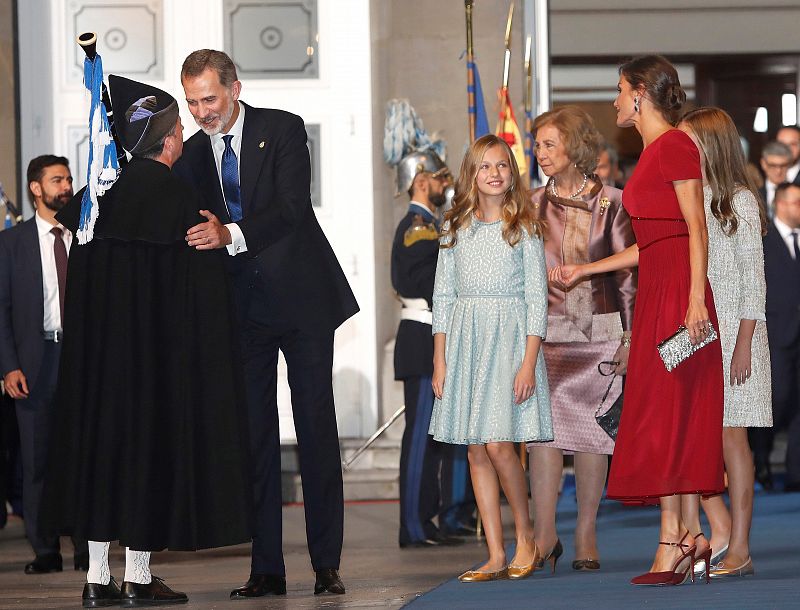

{"left": 78, "top": 54, "right": 120, "bottom": 244}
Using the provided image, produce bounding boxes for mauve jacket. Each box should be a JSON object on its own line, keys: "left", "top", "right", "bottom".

{"left": 533, "top": 179, "right": 637, "bottom": 343}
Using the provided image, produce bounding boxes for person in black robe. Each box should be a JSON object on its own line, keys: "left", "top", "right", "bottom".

{"left": 39, "top": 75, "right": 252, "bottom": 608}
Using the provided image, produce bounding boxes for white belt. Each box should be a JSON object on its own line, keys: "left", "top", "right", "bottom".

{"left": 399, "top": 297, "right": 432, "bottom": 326}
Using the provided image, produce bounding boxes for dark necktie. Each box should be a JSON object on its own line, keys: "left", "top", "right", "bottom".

{"left": 51, "top": 227, "right": 68, "bottom": 323}
{"left": 221, "top": 134, "right": 243, "bottom": 222}
{"left": 792, "top": 230, "right": 800, "bottom": 262}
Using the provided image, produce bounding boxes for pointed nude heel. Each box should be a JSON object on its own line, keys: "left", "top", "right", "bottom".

{"left": 692, "top": 532, "right": 713, "bottom": 584}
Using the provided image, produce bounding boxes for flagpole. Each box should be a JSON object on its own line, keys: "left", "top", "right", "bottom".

{"left": 465, "top": 0, "right": 476, "bottom": 142}
{"left": 524, "top": 35, "right": 534, "bottom": 186}
{"left": 499, "top": 2, "right": 514, "bottom": 135}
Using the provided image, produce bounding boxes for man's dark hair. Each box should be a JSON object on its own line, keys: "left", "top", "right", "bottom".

{"left": 135, "top": 122, "right": 178, "bottom": 160}
{"left": 181, "top": 49, "right": 238, "bottom": 87}
{"left": 26, "top": 155, "right": 70, "bottom": 204}
{"left": 775, "top": 181, "right": 800, "bottom": 203}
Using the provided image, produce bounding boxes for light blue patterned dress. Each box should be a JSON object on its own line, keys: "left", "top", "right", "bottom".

{"left": 429, "top": 216, "right": 553, "bottom": 444}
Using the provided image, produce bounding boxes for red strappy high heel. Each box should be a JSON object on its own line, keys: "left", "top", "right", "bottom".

{"left": 630, "top": 532, "right": 697, "bottom": 586}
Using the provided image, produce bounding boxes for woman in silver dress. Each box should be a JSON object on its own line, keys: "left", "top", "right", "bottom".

{"left": 528, "top": 106, "right": 637, "bottom": 571}
{"left": 678, "top": 107, "right": 772, "bottom": 579}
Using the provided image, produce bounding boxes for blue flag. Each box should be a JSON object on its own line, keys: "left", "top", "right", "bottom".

{"left": 468, "top": 60, "right": 490, "bottom": 139}
{"left": 78, "top": 53, "right": 120, "bottom": 244}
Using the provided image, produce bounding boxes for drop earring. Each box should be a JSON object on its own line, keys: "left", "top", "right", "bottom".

{"left": 633, "top": 97, "right": 640, "bottom": 113}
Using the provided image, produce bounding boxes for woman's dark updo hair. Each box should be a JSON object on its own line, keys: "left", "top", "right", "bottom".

{"left": 619, "top": 54, "right": 686, "bottom": 125}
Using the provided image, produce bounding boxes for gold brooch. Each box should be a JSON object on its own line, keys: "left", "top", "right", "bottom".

{"left": 599, "top": 197, "right": 611, "bottom": 216}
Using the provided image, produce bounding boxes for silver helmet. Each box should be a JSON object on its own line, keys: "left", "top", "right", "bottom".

{"left": 395, "top": 149, "right": 450, "bottom": 197}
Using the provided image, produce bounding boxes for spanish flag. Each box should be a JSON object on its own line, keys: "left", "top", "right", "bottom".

{"left": 495, "top": 87, "right": 527, "bottom": 178}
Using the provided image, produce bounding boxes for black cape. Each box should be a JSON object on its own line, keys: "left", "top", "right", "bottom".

{"left": 40, "top": 158, "right": 252, "bottom": 551}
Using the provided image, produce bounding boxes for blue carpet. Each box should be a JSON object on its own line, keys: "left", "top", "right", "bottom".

{"left": 409, "top": 477, "right": 800, "bottom": 609}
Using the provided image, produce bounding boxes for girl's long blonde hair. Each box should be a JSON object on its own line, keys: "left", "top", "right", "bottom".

{"left": 441, "top": 134, "right": 541, "bottom": 248}
{"left": 680, "top": 107, "right": 767, "bottom": 236}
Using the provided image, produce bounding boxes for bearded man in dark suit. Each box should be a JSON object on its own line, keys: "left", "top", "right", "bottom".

{"left": 174, "top": 49, "right": 359, "bottom": 598}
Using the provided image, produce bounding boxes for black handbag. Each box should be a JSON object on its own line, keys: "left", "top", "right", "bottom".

{"left": 595, "top": 361, "right": 623, "bottom": 440}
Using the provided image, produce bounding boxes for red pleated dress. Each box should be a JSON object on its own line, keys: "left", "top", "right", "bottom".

{"left": 606, "top": 129, "right": 725, "bottom": 504}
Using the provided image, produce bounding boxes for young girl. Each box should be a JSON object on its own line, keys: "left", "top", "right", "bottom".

{"left": 678, "top": 107, "right": 771, "bottom": 579}
{"left": 429, "top": 134, "right": 552, "bottom": 582}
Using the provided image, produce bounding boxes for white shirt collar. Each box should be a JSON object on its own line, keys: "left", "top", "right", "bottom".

{"left": 35, "top": 210, "right": 66, "bottom": 237}
{"left": 211, "top": 101, "right": 245, "bottom": 148}
{"left": 773, "top": 215, "right": 796, "bottom": 241}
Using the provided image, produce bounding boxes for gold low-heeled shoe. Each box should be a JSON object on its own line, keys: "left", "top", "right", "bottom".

{"left": 458, "top": 567, "right": 509, "bottom": 583}
{"left": 709, "top": 557, "right": 754, "bottom": 579}
{"left": 508, "top": 541, "right": 539, "bottom": 580}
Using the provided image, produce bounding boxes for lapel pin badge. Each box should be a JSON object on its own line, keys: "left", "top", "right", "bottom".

{"left": 259, "top": 141, "right": 265, "bottom": 149}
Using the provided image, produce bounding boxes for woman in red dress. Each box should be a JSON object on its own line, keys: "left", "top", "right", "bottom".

{"left": 552, "top": 55, "right": 724, "bottom": 586}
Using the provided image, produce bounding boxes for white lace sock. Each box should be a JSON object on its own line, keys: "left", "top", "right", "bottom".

{"left": 87, "top": 541, "right": 111, "bottom": 585}
{"left": 124, "top": 548, "right": 152, "bottom": 584}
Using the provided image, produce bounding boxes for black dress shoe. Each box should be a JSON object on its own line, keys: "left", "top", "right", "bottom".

{"left": 399, "top": 531, "right": 465, "bottom": 548}
{"left": 784, "top": 481, "right": 800, "bottom": 493}
{"left": 314, "top": 568, "right": 345, "bottom": 595}
{"left": 120, "top": 576, "right": 187, "bottom": 606}
{"left": 74, "top": 550, "right": 90, "bottom": 571}
{"left": 83, "top": 577, "right": 122, "bottom": 608}
{"left": 24, "top": 553, "right": 63, "bottom": 574}
{"left": 230, "top": 574, "right": 286, "bottom": 598}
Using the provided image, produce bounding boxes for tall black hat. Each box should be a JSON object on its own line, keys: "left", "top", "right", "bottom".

{"left": 108, "top": 75, "right": 179, "bottom": 155}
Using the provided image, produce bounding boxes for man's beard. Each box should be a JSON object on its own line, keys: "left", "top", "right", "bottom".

{"left": 430, "top": 191, "right": 447, "bottom": 208}
{"left": 42, "top": 191, "right": 72, "bottom": 212}
{"left": 196, "top": 102, "right": 235, "bottom": 136}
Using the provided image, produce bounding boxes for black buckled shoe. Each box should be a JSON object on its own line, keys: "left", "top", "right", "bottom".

{"left": 229, "top": 574, "right": 286, "bottom": 598}
{"left": 120, "top": 576, "right": 187, "bottom": 606}
{"left": 83, "top": 577, "right": 122, "bottom": 608}
{"left": 24, "top": 553, "right": 63, "bottom": 574}
{"left": 314, "top": 568, "right": 345, "bottom": 595}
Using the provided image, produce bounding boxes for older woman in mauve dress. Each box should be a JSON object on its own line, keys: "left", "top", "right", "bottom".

{"left": 528, "top": 105, "right": 636, "bottom": 573}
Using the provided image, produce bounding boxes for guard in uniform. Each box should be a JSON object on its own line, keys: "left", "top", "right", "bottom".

{"left": 391, "top": 150, "right": 474, "bottom": 547}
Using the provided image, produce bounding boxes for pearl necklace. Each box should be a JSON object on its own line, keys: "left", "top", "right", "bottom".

{"left": 550, "top": 174, "right": 588, "bottom": 200}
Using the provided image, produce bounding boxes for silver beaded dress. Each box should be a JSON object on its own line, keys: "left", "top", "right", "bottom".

{"left": 704, "top": 186, "right": 773, "bottom": 427}
{"left": 428, "top": 216, "right": 553, "bottom": 444}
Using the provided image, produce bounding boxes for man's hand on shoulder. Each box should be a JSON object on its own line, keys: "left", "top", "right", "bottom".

{"left": 186, "top": 210, "right": 233, "bottom": 250}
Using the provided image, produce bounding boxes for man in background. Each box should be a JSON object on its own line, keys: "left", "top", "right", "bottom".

{"left": 776, "top": 125, "right": 800, "bottom": 186}
{"left": 0, "top": 155, "right": 88, "bottom": 573}
{"left": 753, "top": 182, "right": 800, "bottom": 491}
{"left": 759, "top": 141, "right": 793, "bottom": 217}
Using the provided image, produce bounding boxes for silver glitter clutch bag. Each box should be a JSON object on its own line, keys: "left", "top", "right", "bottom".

{"left": 657, "top": 323, "right": 718, "bottom": 372}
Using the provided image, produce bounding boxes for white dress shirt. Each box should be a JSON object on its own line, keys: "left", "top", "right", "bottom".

{"left": 35, "top": 211, "right": 72, "bottom": 331}
{"left": 773, "top": 216, "right": 799, "bottom": 260}
{"left": 787, "top": 162, "right": 800, "bottom": 184}
{"left": 210, "top": 101, "right": 248, "bottom": 256}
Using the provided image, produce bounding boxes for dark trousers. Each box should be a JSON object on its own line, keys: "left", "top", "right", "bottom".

{"left": 238, "top": 277, "right": 343, "bottom": 576}
{"left": 16, "top": 342, "right": 86, "bottom": 557}
{"left": 398, "top": 377, "right": 474, "bottom": 544}
{"left": 751, "top": 337, "right": 800, "bottom": 483}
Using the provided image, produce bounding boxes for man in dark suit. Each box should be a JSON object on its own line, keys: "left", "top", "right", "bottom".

{"left": 758, "top": 141, "right": 792, "bottom": 219}
{"left": 752, "top": 182, "right": 800, "bottom": 491}
{"left": 0, "top": 155, "right": 88, "bottom": 573}
{"left": 175, "top": 49, "right": 359, "bottom": 598}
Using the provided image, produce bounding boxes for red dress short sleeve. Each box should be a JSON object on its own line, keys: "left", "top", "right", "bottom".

{"left": 658, "top": 129, "right": 702, "bottom": 183}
